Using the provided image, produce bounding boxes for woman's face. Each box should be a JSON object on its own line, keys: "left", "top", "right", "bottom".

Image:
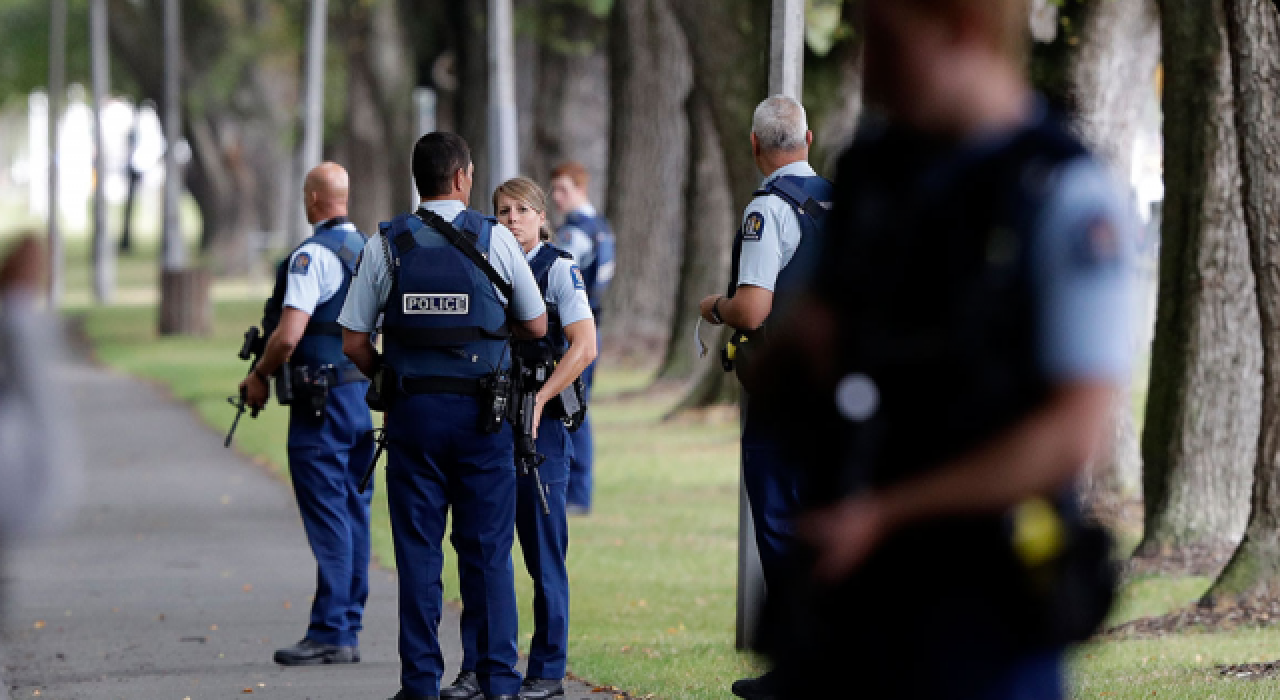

{"left": 495, "top": 193, "right": 547, "bottom": 253}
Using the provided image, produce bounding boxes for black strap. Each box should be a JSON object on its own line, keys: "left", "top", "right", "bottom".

{"left": 415, "top": 210, "right": 516, "bottom": 302}
{"left": 383, "top": 324, "right": 511, "bottom": 347}
{"left": 401, "top": 376, "right": 486, "bottom": 396}
{"left": 304, "top": 320, "right": 343, "bottom": 337}
{"left": 756, "top": 177, "right": 831, "bottom": 222}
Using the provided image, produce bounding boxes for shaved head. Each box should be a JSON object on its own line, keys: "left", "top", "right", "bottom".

{"left": 303, "top": 162, "right": 350, "bottom": 224}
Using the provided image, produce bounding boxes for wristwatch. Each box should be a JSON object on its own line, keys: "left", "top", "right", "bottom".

{"left": 710, "top": 297, "right": 725, "bottom": 325}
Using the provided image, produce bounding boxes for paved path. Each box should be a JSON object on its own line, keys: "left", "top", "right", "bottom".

{"left": 2, "top": 354, "right": 607, "bottom": 700}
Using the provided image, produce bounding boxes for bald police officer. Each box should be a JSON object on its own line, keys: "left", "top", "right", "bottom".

{"left": 698, "top": 96, "right": 833, "bottom": 700}
{"left": 339, "top": 133, "right": 547, "bottom": 700}
{"left": 239, "top": 162, "right": 374, "bottom": 666}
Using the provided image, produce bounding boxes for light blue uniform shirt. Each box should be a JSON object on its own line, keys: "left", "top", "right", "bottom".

{"left": 283, "top": 221, "right": 359, "bottom": 314}
{"left": 557, "top": 204, "right": 597, "bottom": 270}
{"left": 734, "top": 160, "right": 818, "bottom": 292}
{"left": 337, "top": 200, "right": 546, "bottom": 333}
{"left": 1031, "top": 157, "right": 1138, "bottom": 383}
{"left": 525, "top": 242, "right": 594, "bottom": 328}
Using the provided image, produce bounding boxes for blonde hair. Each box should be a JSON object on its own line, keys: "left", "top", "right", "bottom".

{"left": 493, "top": 176, "right": 554, "bottom": 242}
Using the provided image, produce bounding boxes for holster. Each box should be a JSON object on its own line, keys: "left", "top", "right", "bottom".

{"left": 477, "top": 372, "right": 512, "bottom": 434}
{"left": 548, "top": 376, "right": 588, "bottom": 431}
{"left": 366, "top": 363, "right": 397, "bottom": 413}
{"left": 291, "top": 365, "right": 333, "bottom": 423}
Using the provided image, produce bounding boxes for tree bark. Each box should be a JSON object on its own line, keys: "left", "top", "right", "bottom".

{"left": 1067, "top": 0, "right": 1160, "bottom": 508}
{"left": 1205, "top": 0, "right": 1280, "bottom": 601}
{"left": 667, "top": 0, "right": 771, "bottom": 405}
{"left": 337, "top": 0, "right": 416, "bottom": 233}
{"left": 657, "top": 92, "right": 734, "bottom": 381}
{"left": 604, "top": 0, "right": 693, "bottom": 349}
{"left": 1136, "top": 0, "right": 1260, "bottom": 565}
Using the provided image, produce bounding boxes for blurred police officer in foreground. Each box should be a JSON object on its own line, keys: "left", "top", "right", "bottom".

{"left": 339, "top": 133, "right": 547, "bottom": 700}
{"left": 755, "top": 1, "right": 1135, "bottom": 698}
{"left": 445, "top": 177, "right": 597, "bottom": 700}
{"left": 238, "top": 163, "right": 374, "bottom": 666}
{"left": 549, "top": 162, "right": 613, "bottom": 515}
{"left": 697, "top": 95, "right": 832, "bottom": 700}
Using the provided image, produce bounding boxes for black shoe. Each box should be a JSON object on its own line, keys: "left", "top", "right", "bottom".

{"left": 731, "top": 671, "right": 781, "bottom": 700}
{"left": 519, "top": 678, "right": 565, "bottom": 700}
{"left": 388, "top": 691, "right": 439, "bottom": 700}
{"left": 440, "top": 671, "right": 483, "bottom": 700}
{"left": 485, "top": 696, "right": 518, "bottom": 700}
{"left": 273, "top": 638, "right": 360, "bottom": 666}
{"left": 388, "top": 692, "right": 440, "bottom": 700}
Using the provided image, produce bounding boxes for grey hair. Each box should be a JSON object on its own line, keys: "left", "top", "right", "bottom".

{"left": 752, "top": 95, "right": 809, "bottom": 153}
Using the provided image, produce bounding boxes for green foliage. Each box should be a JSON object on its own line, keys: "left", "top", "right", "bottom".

{"left": 1029, "top": 0, "right": 1092, "bottom": 106}
{"left": 805, "top": 0, "right": 849, "bottom": 57}
{"left": 0, "top": 0, "right": 92, "bottom": 107}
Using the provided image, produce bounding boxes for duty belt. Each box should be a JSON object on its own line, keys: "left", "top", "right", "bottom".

{"left": 400, "top": 376, "right": 488, "bottom": 396}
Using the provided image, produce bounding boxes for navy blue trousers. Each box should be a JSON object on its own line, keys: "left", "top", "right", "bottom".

{"left": 286, "top": 381, "right": 375, "bottom": 648}
{"left": 741, "top": 399, "right": 803, "bottom": 593}
{"left": 385, "top": 394, "right": 521, "bottom": 698}
{"left": 566, "top": 333, "right": 597, "bottom": 510}
{"left": 460, "top": 416, "right": 573, "bottom": 681}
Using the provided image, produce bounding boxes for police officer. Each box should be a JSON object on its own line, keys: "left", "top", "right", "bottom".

{"left": 339, "top": 133, "right": 547, "bottom": 700}
{"left": 549, "top": 162, "right": 613, "bottom": 515}
{"left": 238, "top": 162, "right": 374, "bottom": 666}
{"left": 760, "top": 1, "right": 1137, "bottom": 698}
{"left": 443, "top": 177, "right": 597, "bottom": 700}
{"left": 697, "top": 96, "right": 832, "bottom": 700}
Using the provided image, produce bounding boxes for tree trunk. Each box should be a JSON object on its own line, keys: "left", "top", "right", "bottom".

{"left": 667, "top": 0, "right": 771, "bottom": 406}
{"left": 1067, "top": 0, "right": 1161, "bottom": 508}
{"left": 604, "top": 0, "right": 693, "bottom": 350}
{"left": 1205, "top": 0, "right": 1280, "bottom": 601}
{"left": 657, "top": 92, "right": 733, "bottom": 381}
{"left": 1136, "top": 0, "right": 1260, "bottom": 566}
{"left": 453, "top": 0, "right": 492, "bottom": 212}
{"left": 337, "top": 0, "right": 417, "bottom": 233}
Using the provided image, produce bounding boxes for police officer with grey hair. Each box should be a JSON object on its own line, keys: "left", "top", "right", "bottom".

{"left": 698, "top": 94, "right": 833, "bottom": 700}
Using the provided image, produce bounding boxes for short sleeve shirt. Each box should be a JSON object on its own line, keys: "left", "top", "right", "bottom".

{"left": 283, "top": 222, "right": 358, "bottom": 314}
{"left": 734, "top": 160, "right": 818, "bottom": 292}
{"left": 337, "top": 201, "right": 547, "bottom": 333}
{"left": 1030, "top": 157, "right": 1138, "bottom": 383}
{"left": 526, "top": 243, "right": 594, "bottom": 328}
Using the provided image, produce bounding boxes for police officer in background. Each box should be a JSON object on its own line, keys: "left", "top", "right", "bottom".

{"left": 549, "top": 162, "right": 614, "bottom": 515}
{"left": 339, "top": 133, "right": 547, "bottom": 700}
{"left": 758, "top": 1, "right": 1136, "bottom": 698}
{"left": 238, "top": 162, "right": 374, "bottom": 666}
{"left": 697, "top": 95, "right": 832, "bottom": 700}
{"left": 443, "top": 177, "right": 597, "bottom": 700}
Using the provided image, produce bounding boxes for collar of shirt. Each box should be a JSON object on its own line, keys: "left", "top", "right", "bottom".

{"left": 761, "top": 160, "right": 817, "bottom": 188}
{"left": 417, "top": 199, "right": 467, "bottom": 222}
{"left": 316, "top": 215, "right": 350, "bottom": 231}
{"left": 575, "top": 202, "right": 597, "bottom": 218}
{"left": 524, "top": 241, "right": 544, "bottom": 263}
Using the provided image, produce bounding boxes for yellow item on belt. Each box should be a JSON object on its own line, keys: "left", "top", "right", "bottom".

{"left": 1011, "top": 498, "right": 1065, "bottom": 568}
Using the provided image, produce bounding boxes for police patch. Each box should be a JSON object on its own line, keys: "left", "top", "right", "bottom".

{"left": 570, "top": 265, "right": 586, "bottom": 291}
{"left": 403, "top": 293, "right": 470, "bottom": 315}
{"left": 741, "top": 212, "right": 765, "bottom": 242}
{"left": 1072, "top": 217, "right": 1123, "bottom": 269}
{"left": 289, "top": 252, "right": 312, "bottom": 275}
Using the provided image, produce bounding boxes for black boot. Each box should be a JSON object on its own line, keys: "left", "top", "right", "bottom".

{"left": 731, "top": 670, "right": 782, "bottom": 700}
{"left": 388, "top": 691, "right": 440, "bottom": 700}
{"left": 518, "top": 678, "right": 565, "bottom": 699}
{"left": 272, "top": 638, "right": 359, "bottom": 666}
{"left": 440, "top": 671, "right": 484, "bottom": 700}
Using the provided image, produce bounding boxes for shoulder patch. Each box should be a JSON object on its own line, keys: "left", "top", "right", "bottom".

{"left": 570, "top": 264, "right": 587, "bottom": 291}
{"left": 1071, "top": 216, "right": 1123, "bottom": 269}
{"left": 290, "top": 251, "right": 313, "bottom": 275}
{"left": 741, "top": 212, "right": 765, "bottom": 242}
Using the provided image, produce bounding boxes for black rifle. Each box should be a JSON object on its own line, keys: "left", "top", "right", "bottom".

{"left": 513, "top": 356, "right": 552, "bottom": 516}
{"left": 359, "top": 427, "right": 387, "bottom": 494}
{"left": 225, "top": 326, "right": 266, "bottom": 448}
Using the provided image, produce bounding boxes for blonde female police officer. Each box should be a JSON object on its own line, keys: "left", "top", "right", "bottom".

{"left": 339, "top": 133, "right": 547, "bottom": 700}
{"left": 442, "top": 177, "right": 597, "bottom": 700}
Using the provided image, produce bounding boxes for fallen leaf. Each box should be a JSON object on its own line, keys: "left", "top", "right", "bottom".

{"left": 210, "top": 624, "right": 219, "bottom": 631}
{"left": 242, "top": 687, "right": 254, "bottom": 694}
{"left": 242, "top": 584, "right": 253, "bottom": 592}
{"left": 283, "top": 601, "right": 292, "bottom": 610}
{"left": 33, "top": 620, "right": 45, "bottom": 629}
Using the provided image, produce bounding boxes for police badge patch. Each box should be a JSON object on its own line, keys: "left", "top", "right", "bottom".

{"left": 290, "top": 252, "right": 312, "bottom": 275}
{"left": 570, "top": 265, "right": 586, "bottom": 291}
{"left": 741, "top": 212, "right": 765, "bottom": 242}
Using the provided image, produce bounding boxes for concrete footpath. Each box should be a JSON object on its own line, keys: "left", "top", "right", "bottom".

{"left": 1, "top": 355, "right": 608, "bottom": 700}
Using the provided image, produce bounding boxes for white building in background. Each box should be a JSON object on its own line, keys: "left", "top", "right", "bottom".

{"left": 11, "top": 88, "right": 167, "bottom": 235}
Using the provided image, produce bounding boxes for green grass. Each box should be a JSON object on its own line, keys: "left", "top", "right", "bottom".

{"left": 68, "top": 247, "right": 1280, "bottom": 699}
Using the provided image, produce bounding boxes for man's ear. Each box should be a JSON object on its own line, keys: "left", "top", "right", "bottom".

{"left": 806, "top": 130, "right": 814, "bottom": 147}
{"left": 751, "top": 132, "right": 761, "bottom": 159}
{"left": 454, "top": 168, "right": 466, "bottom": 193}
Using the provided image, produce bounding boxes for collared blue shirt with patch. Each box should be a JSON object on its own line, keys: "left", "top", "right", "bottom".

{"left": 734, "top": 160, "right": 819, "bottom": 292}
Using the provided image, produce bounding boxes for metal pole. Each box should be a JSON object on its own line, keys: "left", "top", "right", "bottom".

{"left": 90, "top": 0, "right": 113, "bottom": 303}
{"left": 487, "top": 0, "right": 519, "bottom": 201}
{"left": 161, "top": 0, "right": 185, "bottom": 271}
{"left": 735, "top": 0, "right": 806, "bottom": 652}
{"left": 297, "top": 0, "right": 327, "bottom": 244}
{"left": 47, "top": 0, "right": 66, "bottom": 308}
